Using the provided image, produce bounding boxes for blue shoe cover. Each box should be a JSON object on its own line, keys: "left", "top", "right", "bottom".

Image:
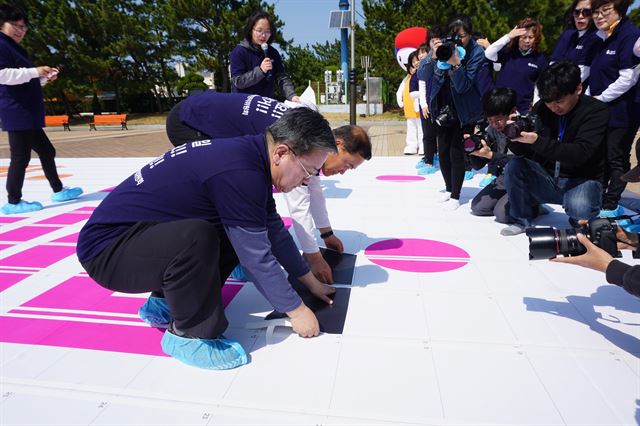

{"left": 417, "top": 165, "right": 437, "bottom": 175}
{"left": 1, "top": 200, "right": 43, "bottom": 215}
{"left": 479, "top": 174, "right": 496, "bottom": 188}
{"left": 415, "top": 159, "right": 426, "bottom": 169}
{"left": 138, "top": 296, "right": 172, "bottom": 326}
{"left": 161, "top": 330, "right": 248, "bottom": 370}
{"left": 230, "top": 264, "right": 248, "bottom": 281}
{"left": 621, "top": 223, "right": 640, "bottom": 233}
{"left": 51, "top": 187, "right": 83, "bottom": 202}
{"left": 433, "top": 155, "right": 439, "bottom": 167}
{"left": 599, "top": 205, "right": 624, "bottom": 218}
{"left": 464, "top": 170, "right": 474, "bottom": 180}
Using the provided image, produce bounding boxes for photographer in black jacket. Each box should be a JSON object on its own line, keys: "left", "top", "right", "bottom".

{"left": 501, "top": 61, "right": 608, "bottom": 236}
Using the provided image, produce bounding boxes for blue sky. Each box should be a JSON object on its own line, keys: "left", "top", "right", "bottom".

{"left": 264, "top": 0, "right": 364, "bottom": 47}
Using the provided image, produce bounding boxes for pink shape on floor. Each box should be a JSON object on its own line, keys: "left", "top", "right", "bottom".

{"left": 52, "top": 233, "right": 79, "bottom": 243}
{"left": 0, "top": 225, "right": 61, "bottom": 242}
{"left": 365, "top": 238, "right": 470, "bottom": 273}
{"left": 0, "top": 216, "right": 25, "bottom": 224}
{"left": 99, "top": 187, "right": 115, "bottom": 193}
{"left": 0, "top": 272, "right": 31, "bottom": 292}
{"left": 0, "top": 243, "right": 12, "bottom": 252}
{"left": 376, "top": 175, "right": 425, "bottom": 182}
{"left": 35, "top": 212, "right": 92, "bottom": 225}
{"left": 2, "top": 245, "right": 78, "bottom": 268}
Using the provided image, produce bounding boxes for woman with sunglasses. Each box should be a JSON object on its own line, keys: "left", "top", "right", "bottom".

{"left": 550, "top": 0, "right": 603, "bottom": 83}
{"left": 586, "top": 0, "right": 640, "bottom": 217}
{"left": 0, "top": 4, "right": 82, "bottom": 215}
{"left": 230, "top": 11, "right": 299, "bottom": 102}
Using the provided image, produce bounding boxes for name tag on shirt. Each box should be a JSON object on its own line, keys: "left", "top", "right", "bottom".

{"left": 606, "top": 49, "right": 616, "bottom": 55}
{"left": 527, "top": 63, "right": 539, "bottom": 69}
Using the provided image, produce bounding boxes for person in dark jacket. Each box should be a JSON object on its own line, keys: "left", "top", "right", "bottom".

{"left": 501, "top": 61, "right": 608, "bottom": 236}
{"left": 485, "top": 18, "right": 548, "bottom": 115}
{"left": 421, "top": 14, "right": 485, "bottom": 210}
{"left": 0, "top": 5, "right": 82, "bottom": 215}
{"left": 77, "top": 108, "right": 337, "bottom": 370}
{"left": 229, "top": 11, "right": 299, "bottom": 102}
{"left": 552, "top": 224, "right": 640, "bottom": 298}
{"left": 586, "top": 0, "right": 640, "bottom": 217}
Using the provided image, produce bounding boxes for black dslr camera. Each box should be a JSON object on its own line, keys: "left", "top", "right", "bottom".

{"left": 526, "top": 218, "right": 630, "bottom": 260}
{"left": 463, "top": 121, "right": 493, "bottom": 153}
{"left": 503, "top": 114, "right": 539, "bottom": 139}
{"left": 435, "top": 105, "right": 457, "bottom": 128}
{"left": 435, "top": 34, "right": 461, "bottom": 62}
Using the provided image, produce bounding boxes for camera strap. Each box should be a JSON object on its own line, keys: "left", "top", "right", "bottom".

{"left": 554, "top": 116, "right": 568, "bottom": 180}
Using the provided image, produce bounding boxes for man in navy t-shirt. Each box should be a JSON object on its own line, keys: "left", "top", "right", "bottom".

{"left": 77, "top": 108, "right": 337, "bottom": 370}
{"left": 166, "top": 91, "right": 292, "bottom": 147}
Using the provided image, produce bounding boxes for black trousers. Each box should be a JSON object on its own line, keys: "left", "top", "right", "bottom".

{"left": 602, "top": 126, "right": 636, "bottom": 210}
{"left": 470, "top": 175, "right": 512, "bottom": 224}
{"left": 82, "top": 219, "right": 239, "bottom": 339}
{"left": 420, "top": 114, "right": 437, "bottom": 164}
{"left": 166, "top": 101, "right": 210, "bottom": 147}
{"left": 436, "top": 124, "right": 467, "bottom": 199}
{"left": 6, "top": 129, "right": 63, "bottom": 204}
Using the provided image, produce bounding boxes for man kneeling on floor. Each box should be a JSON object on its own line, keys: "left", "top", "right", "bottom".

{"left": 501, "top": 61, "right": 608, "bottom": 236}
{"left": 76, "top": 108, "right": 337, "bottom": 370}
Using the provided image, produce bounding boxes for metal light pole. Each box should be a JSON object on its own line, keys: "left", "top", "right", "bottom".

{"left": 349, "top": 2, "right": 356, "bottom": 125}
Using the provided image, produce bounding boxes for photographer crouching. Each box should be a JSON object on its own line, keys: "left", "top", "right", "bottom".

{"left": 500, "top": 61, "right": 609, "bottom": 236}
{"left": 422, "top": 14, "right": 485, "bottom": 210}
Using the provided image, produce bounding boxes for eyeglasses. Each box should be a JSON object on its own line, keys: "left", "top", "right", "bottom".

{"left": 9, "top": 22, "right": 28, "bottom": 32}
{"left": 291, "top": 152, "right": 316, "bottom": 181}
{"left": 593, "top": 5, "right": 616, "bottom": 17}
{"left": 573, "top": 8, "right": 592, "bottom": 18}
{"left": 253, "top": 29, "right": 271, "bottom": 37}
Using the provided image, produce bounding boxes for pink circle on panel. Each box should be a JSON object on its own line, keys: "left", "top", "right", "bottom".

{"left": 365, "top": 238, "right": 470, "bottom": 273}
{"left": 281, "top": 216, "right": 292, "bottom": 229}
{"left": 376, "top": 175, "right": 425, "bottom": 182}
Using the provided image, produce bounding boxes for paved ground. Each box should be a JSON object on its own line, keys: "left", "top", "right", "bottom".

{"left": 1, "top": 123, "right": 639, "bottom": 197}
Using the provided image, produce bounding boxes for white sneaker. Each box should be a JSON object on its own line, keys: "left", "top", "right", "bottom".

{"left": 442, "top": 199, "right": 460, "bottom": 210}
{"left": 437, "top": 191, "right": 451, "bottom": 202}
{"left": 403, "top": 146, "right": 418, "bottom": 155}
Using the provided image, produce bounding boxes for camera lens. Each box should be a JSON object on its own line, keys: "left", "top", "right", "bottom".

{"left": 503, "top": 123, "right": 521, "bottom": 140}
{"left": 526, "top": 227, "right": 587, "bottom": 260}
{"left": 463, "top": 137, "right": 477, "bottom": 153}
{"left": 435, "top": 44, "right": 453, "bottom": 61}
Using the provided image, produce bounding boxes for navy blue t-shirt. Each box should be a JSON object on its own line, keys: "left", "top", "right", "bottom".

{"left": 0, "top": 33, "right": 45, "bottom": 131}
{"left": 180, "top": 92, "right": 289, "bottom": 138}
{"left": 495, "top": 48, "right": 547, "bottom": 114}
{"left": 77, "top": 135, "right": 309, "bottom": 312}
{"left": 588, "top": 18, "right": 640, "bottom": 128}
{"left": 550, "top": 28, "right": 602, "bottom": 67}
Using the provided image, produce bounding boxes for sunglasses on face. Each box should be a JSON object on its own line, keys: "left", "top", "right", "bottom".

{"left": 573, "top": 8, "right": 592, "bottom": 18}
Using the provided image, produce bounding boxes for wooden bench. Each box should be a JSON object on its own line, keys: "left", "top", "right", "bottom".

{"left": 89, "top": 114, "right": 128, "bottom": 130}
{"left": 45, "top": 115, "right": 70, "bottom": 131}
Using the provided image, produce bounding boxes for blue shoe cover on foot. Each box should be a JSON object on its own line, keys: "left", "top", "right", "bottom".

{"left": 479, "top": 174, "right": 496, "bottom": 187}
{"left": 161, "top": 330, "right": 248, "bottom": 370}
{"left": 230, "top": 264, "right": 248, "bottom": 281}
{"left": 417, "top": 165, "right": 437, "bottom": 175}
{"left": 415, "top": 159, "right": 426, "bottom": 169}
{"left": 1, "top": 200, "right": 43, "bottom": 215}
{"left": 599, "top": 205, "right": 624, "bottom": 218}
{"left": 464, "top": 170, "right": 474, "bottom": 180}
{"left": 622, "top": 223, "right": 640, "bottom": 233}
{"left": 433, "top": 154, "right": 439, "bottom": 167}
{"left": 51, "top": 187, "right": 83, "bottom": 202}
{"left": 138, "top": 296, "right": 172, "bottom": 326}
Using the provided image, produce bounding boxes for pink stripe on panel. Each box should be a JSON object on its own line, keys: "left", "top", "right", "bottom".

{"left": 2, "top": 245, "right": 78, "bottom": 268}
{"left": 0, "top": 216, "right": 25, "bottom": 224}
{"left": 222, "top": 284, "right": 243, "bottom": 307}
{"left": 0, "top": 226, "right": 61, "bottom": 242}
{"left": 51, "top": 233, "right": 79, "bottom": 243}
{"left": 0, "top": 272, "right": 31, "bottom": 292}
{"left": 35, "top": 212, "right": 92, "bottom": 225}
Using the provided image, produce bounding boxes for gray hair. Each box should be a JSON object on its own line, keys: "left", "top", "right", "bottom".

{"left": 266, "top": 108, "right": 337, "bottom": 155}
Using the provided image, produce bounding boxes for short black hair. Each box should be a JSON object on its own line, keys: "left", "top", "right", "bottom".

{"left": 537, "top": 61, "right": 581, "bottom": 102}
{"left": 243, "top": 11, "right": 275, "bottom": 45}
{"left": 333, "top": 125, "right": 372, "bottom": 160}
{"left": 0, "top": 4, "right": 28, "bottom": 26}
{"left": 447, "top": 14, "right": 473, "bottom": 36}
{"left": 591, "top": 0, "right": 632, "bottom": 17}
{"left": 267, "top": 108, "right": 337, "bottom": 155}
{"left": 483, "top": 88, "right": 517, "bottom": 117}
{"left": 426, "top": 25, "right": 445, "bottom": 45}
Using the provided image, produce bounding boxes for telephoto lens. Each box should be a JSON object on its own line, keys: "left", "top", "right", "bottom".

{"left": 526, "top": 227, "right": 586, "bottom": 260}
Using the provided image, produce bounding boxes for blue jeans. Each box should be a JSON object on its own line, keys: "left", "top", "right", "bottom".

{"left": 504, "top": 157, "right": 601, "bottom": 224}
